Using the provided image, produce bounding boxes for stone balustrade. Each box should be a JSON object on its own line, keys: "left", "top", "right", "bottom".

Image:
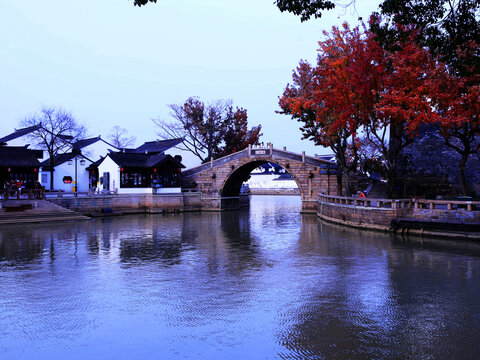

{"left": 318, "top": 193, "right": 480, "bottom": 213}
{"left": 318, "top": 193, "right": 413, "bottom": 210}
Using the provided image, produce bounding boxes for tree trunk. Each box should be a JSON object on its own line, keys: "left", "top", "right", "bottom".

{"left": 343, "top": 171, "right": 351, "bottom": 196}
{"left": 459, "top": 153, "right": 468, "bottom": 196}
{"left": 389, "top": 122, "right": 404, "bottom": 162}
{"left": 385, "top": 166, "right": 397, "bottom": 199}
{"left": 49, "top": 168, "right": 54, "bottom": 191}
{"left": 336, "top": 174, "right": 343, "bottom": 196}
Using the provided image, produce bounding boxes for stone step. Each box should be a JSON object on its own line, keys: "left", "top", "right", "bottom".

{"left": 0, "top": 210, "right": 88, "bottom": 218}
{"left": 0, "top": 199, "right": 90, "bottom": 224}
{"left": 0, "top": 214, "right": 89, "bottom": 225}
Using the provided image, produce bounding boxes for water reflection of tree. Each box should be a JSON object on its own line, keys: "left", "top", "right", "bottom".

{"left": 277, "top": 221, "right": 480, "bottom": 359}
{"left": 276, "top": 221, "right": 397, "bottom": 359}
{"left": 385, "top": 237, "right": 480, "bottom": 359}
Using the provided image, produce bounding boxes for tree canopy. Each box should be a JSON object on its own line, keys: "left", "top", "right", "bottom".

{"left": 153, "top": 97, "right": 262, "bottom": 163}
{"left": 275, "top": 0, "right": 336, "bottom": 21}
{"left": 279, "top": 21, "right": 479, "bottom": 195}
{"left": 372, "top": 0, "right": 480, "bottom": 76}
{"left": 133, "top": 0, "right": 156, "bottom": 7}
{"left": 272, "top": 0, "right": 479, "bottom": 75}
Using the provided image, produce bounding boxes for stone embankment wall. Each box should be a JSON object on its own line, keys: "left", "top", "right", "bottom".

{"left": 49, "top": 193, "right": 202, "bottom": 216}
{"left": 317, "top": 197, "right": 411, "bottom": 231}
{"left": 318, "top": 194, "right": 480, "bottom": 238}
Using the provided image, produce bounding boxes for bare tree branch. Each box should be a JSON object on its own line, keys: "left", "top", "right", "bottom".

{"left": 20, "top": 105, "right": 87, "bottom": 190}
{"left": 108, "top": 125, "right": 136, "bottom": 149}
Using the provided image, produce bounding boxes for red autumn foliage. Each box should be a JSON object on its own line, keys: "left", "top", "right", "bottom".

{"left": 279, "top": 20, "right": 480, "bottom": 195}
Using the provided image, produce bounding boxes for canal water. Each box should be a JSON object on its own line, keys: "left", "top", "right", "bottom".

{"left": 1, "top": 195, "right": 480, "bottom": 359}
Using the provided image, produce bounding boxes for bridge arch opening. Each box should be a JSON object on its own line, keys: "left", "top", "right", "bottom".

{"left": 220, "top": 160, "right": 302, "bottom": 198}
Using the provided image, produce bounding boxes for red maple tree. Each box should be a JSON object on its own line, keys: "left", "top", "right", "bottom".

{"left": 279, "top": 23, "right": 370, "bottom": 195}
{"left": 280, "top": 20, "right": 480, "bottom": 196}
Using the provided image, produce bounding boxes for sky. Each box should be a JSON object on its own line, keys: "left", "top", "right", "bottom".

{"left": 0, "top": 0, "right": 381, "bottom": 168}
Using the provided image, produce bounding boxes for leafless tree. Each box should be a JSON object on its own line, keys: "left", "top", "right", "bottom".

{"left": 152, "top": 98, "right": 232, "bottom": 163}
{"left": 108, "top": 125, "right": 136, "bottom": 149}
{"left": 20, "top": 106, "right": 87, "bottom": 190}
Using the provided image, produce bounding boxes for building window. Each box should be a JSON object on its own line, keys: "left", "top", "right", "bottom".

{"left": 120, "top": 169, "right": 149, "bottom": 188}
{"left": 119, "top": 167, "right": 182, "bottom": 188}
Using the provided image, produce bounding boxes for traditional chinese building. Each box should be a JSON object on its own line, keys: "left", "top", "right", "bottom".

{"left": 0, "top": 125, "right": 43, "bottom": 189}
{"left": 0, "top": 146, "right": 41, "bottom": 189}
{"left": 39, "top": 136, "right": 119, "bottom": 192}
{"left": 96, "top": 138, "right": 185, "bottom": 194}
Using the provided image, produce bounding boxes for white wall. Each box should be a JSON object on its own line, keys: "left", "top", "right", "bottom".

{"left": 97, "top": 156, "right": 120, "bottom": 193}
{"left": 246, "top": 174, "right": 298, "bottom": 189}
{"left": 40, "top": 158, "right": 91, "bottom": 192}
{"left": 116, "top": 188, "right": 181, "bottom": 194}
{"left": 118, "top": 187, "right": 152, "bottom": 194}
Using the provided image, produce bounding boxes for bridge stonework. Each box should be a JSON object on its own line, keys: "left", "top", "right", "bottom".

{"left": 182, "top": 146, "right": 339, "bottom": 213}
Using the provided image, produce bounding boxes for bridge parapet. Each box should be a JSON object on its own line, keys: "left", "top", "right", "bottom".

{"left": 184, "top": 147, "right": 336, "bottom": 176}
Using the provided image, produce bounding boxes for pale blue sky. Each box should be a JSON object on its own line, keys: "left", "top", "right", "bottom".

{"left": 0, "top": 0, "right": 380, "bottom": 167}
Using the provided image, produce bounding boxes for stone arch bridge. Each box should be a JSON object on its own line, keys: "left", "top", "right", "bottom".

{"left": 182, "top": 145, "right": 339, "bottom": 213}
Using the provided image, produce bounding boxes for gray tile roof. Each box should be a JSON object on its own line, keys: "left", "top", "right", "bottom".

{"left": 0, "top": 124, "right": 42, "bottom": 145}
{"left": 108, "top": 152, "right": 185, "bottom": 169}
{"left": 0, "top": 146, "right": 41, "bottom": 168}
{"left": 133, "top": 138, "right": 183, "bottom": 154}
{"left": 71, "top": 136, "right": 101, "bottom": 150}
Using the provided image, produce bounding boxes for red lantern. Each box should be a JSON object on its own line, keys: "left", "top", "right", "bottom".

{"left": 34, "top": 168, "right": 38, "bottom": 172}
{"left": 120, "top": 167, "right": 124, "bottom": 172}
{"left": 153, "top": 168, "right": 157, "bottom": 173}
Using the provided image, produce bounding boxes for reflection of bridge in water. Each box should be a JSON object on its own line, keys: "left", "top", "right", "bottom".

{"left": 182, "top": 145, "right": 339, "bottom": 213}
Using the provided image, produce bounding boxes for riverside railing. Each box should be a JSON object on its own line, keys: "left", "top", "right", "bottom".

{"left": 3, "top": 187, "right": 45, "bottom": 200}
{"left": 318, "top": 193, "right": 480, "bottom": 212}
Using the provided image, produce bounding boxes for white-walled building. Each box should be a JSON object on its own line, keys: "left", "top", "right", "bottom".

{"left": 97, "top": 151, "right": 185, "bottom": 194}
{"left": 40, "top": 137, "right": 119, "bottom": 192}
{"left": 40, "top": 152, "right": 92, "bottom": 192}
